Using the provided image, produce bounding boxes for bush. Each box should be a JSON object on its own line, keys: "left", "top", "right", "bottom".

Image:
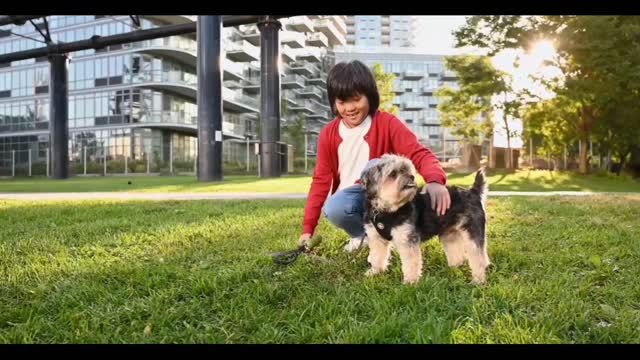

{"left": 173, "top": 160, "right": 194, "bottom": 173}
{"left": 134, "top": 164, "right": 147, "bottom": 173}
{"left": 127, "top": 160, "right": 147, "bottom": 173}
{"left": 31, "top": 162, "right": 47, "bottom": 176}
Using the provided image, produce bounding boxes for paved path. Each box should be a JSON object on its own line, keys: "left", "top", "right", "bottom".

{"left": 0, "top": 191, "right": 637, "bottom": 201}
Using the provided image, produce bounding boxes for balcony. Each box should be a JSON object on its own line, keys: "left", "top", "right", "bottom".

{"left": 284, "top": 16, "right": 314, "bottom": 33}
{"left": 313, "top": 18, "right": 346, "bottom": 46}
{"left": 240, "top": 79, "right": 260, "bottom": 94}
{"left": 225, "top": 27, "right": 245, "bottom": 42}
{"left": 281, "top": 46, "right": 296, "bottom": 63}
{"left": 289, "top": 61, "right": 317, "bottom": 77}
{"left": 309, "top": 98, "right": 330, "bottom": 111}
{"left": 346, "top": 34, "right": 356, "bottom": 44}
{"left": 226, "top": 40, "right": 259, "bottom": 62}
{"left": 222, "top": 87, "right": 259, "bottom": 113}
{"left": 393, "top": 80, "right": 405, "bottom": 94}
{"left": 421, "top": 85, "right": 438, "bottom": 95}
{"left": 306, "top": 32, "right": 329, "bottom": 47}
{"left": 382, "top": 17, "right": 390, "bottom": 25}
{"left": 306, "top": 71, "right": 327, "bottom": 86}
{"left": 441, "top": 70, "right": 457, "bottom": 80}
{"left": 404, "top": 100, "right": 428, "bottom": 110}
{"left": 282, "top": 95, "right": 298, "bottom": 108}
{"left": 222, "top": 113, "right": 251, "bottom": 139}
{"left": 345, "top": 16, "right": 355, "bottom": 26}
{"left": 281, "top": 31, "right": 306, "bottom": 48}
{"left": 297, "top": 86, "right": 324, "bottom": 100}
{"left": 403, "top": 70, "right": 425, "bottom": 80}
{"left": 331, "top": 16, "right": 347, "bottom": 35}
{"left": 305, "top": 100, "right": 332, "bottom": 122}
{"left": 241, "top": 27, "right": 260, "bottom": 46}
{"left": 223, "top": 80, "right": 243, "bottom": 90}
{"left": 296, "top": 48, "right": 322, "bottom": 63}
{"left": 131, "top": 36, "right": 197, "bottom": 68}
{"left": 289, "top": 99, "right": 315, "bottom": 114}
{"left": 223, "top": 59, "right": 245, "bottom": 82}
{"left": 132, "top": 70, "right": 196, "bottom": 99}
{"left": 306, "top": 111, "right": 332, "bottom": 123}
{"left": 282, "top": 74, "right": 306, "bottom": 89}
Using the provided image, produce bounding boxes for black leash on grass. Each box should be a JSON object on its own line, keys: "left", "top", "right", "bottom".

{"left": 270, "top": 235, "right": 323, "bottom": 265}
{"left": 270, "top": 233, "right": 368, "bottom": 266}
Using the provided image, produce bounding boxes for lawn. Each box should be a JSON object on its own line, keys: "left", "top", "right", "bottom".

{"left": 1, "top": 195, "right": 639, "bottom": 343}
{"left": 0, "top": 169, "right": 639, "bottom": 193}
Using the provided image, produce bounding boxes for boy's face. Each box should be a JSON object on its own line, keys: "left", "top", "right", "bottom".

{"left": 335, "top": 93, "right": 370, "bottom": 128}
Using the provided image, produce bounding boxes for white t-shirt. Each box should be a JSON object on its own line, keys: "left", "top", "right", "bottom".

{"left": 337, "top": 115, "right": 372, "bottom": 191}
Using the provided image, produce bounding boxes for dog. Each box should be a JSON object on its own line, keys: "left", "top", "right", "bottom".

{"left": 360, "top": 154, "right": 490, "bottom": 285}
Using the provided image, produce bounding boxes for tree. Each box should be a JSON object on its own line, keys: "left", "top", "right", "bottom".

{"left": 520, "top": 95, "right": 580, "bottom": 165}
{"left": 371, "top": 63, "right": 399, "bottom": 115}
{"left": 454, "top": 16, "right": 640, "bottom": 174}
{"left": 435, "top": 55, "right": 506, "bottom": 166}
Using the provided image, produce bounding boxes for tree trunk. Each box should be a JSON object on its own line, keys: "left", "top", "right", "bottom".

{"left": 577, "top": 105, "right": 595, "bottom": 175}
{"left": 579, "top": 135, "right": 589, "bottom": 175}
{"left": 599, "top": 152, "right": 603, "bottom": 170}
{"left": 616, "top": 148, "right": 631, "bottom": 176}
{"left": 503, "top": 113, "right": 512, "bottom": 169}
{"left": 488, "top": 136, "right": 494, "bottom": 169}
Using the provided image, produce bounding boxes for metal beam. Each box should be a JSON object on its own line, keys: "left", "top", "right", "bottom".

{"left": 0, "top": 15, "right": 47, "bottom": 26}
{"left": 49, "top": 53, "right": 69, "bottom": 179}
{"left": 258, "top": 16, "right": 282, "bottom": 178}
{"left": 196, "top": 16, "right": 223, "bottom": 182}
{"left": 0, "top": 15, "right": 290, "bottom": 64}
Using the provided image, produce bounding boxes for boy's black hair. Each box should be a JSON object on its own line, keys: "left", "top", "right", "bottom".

{"left": 326, "top": 60, "right": 380, "bottom": 117}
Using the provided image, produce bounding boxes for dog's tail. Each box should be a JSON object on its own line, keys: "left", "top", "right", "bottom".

{"left": 471, "top": 167, "right": 488, "bottom": 205}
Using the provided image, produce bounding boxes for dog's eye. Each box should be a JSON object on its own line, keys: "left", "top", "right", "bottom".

{"left": 389, "top": 170, "right": 397, "bottom": 179}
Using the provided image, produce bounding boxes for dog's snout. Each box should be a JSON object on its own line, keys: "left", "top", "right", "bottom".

{"left": 408, "top": 174, "right": 415, "bottom": 182}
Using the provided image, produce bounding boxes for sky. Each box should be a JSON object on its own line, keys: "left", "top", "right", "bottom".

{"left": 412, "top": 16, "right": 475, "bottom": 56}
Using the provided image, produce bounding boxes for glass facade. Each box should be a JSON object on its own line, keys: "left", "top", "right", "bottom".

{"left": 0, "top": 16, "right": 339, "bottom": 175}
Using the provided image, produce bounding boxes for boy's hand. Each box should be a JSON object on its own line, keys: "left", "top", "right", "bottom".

{"left": 299, "top": 233, "right": 312, "bottom": 246}
{"left": 426, "top": 182, "right": 451, "bottom": 216}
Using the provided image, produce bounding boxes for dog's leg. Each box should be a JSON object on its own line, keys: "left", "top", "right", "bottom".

{"left": 462, "top": 230, "right": 489, "bottom": 285}
{"left": 364, "top": 223, "right": 392, "bottom": 277}
{"left": 391, "top": 223, "right": 422, "bottom": 285}
{"left": 439, "top": 230, "right": 466, "bottom": 268}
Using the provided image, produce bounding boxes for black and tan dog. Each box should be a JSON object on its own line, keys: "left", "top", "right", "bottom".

{"left": 361, "top": 154, "right": 490, "bottom": 285}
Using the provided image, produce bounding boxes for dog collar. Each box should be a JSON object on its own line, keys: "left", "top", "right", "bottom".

{"left": 370, "top": 202, "right": 414, "bottom": 241}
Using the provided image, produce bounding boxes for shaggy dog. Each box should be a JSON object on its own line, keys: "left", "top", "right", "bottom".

{"left": 361, "top": 154, "right": 490, "bottom": 285}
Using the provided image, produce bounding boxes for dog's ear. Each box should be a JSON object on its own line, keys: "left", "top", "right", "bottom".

{"left": 361, "top": 164, "right": 379, "bottom": 189}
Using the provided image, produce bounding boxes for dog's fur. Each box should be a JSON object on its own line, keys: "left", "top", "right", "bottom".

{"left": 361, "top": 154, "right": 490, "bottom": 285}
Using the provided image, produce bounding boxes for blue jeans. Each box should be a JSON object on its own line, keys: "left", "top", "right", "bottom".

{"left": 322, "top": 159, "right": 380, "bottom": 238}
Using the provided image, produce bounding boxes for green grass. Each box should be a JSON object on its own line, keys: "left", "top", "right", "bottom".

{"left": 0, "top": 196, "right": 639, "bottom": 343}
{"left": 0, "top": 169, "right": 639, "bottom": 193}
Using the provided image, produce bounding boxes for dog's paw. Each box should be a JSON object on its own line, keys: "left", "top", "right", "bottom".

{"left": 402, "top": 275, "right": 421, "bottom": 285}
{"left": 344, "top": 237, "right": 367, "bottom": 253}
{"left": 365, "top": 268, "right": 382, "bottom": 277}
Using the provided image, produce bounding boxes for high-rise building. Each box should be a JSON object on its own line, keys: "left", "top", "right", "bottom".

{"left": 0, "top": 16, "right": 343, "bottom": 176}
{"left": 345, "top": 16, "right": 415, "bottom": 48}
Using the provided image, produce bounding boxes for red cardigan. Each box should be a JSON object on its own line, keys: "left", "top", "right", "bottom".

{"left": 302, "top": 110, "right": 447, "bottom": 235}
